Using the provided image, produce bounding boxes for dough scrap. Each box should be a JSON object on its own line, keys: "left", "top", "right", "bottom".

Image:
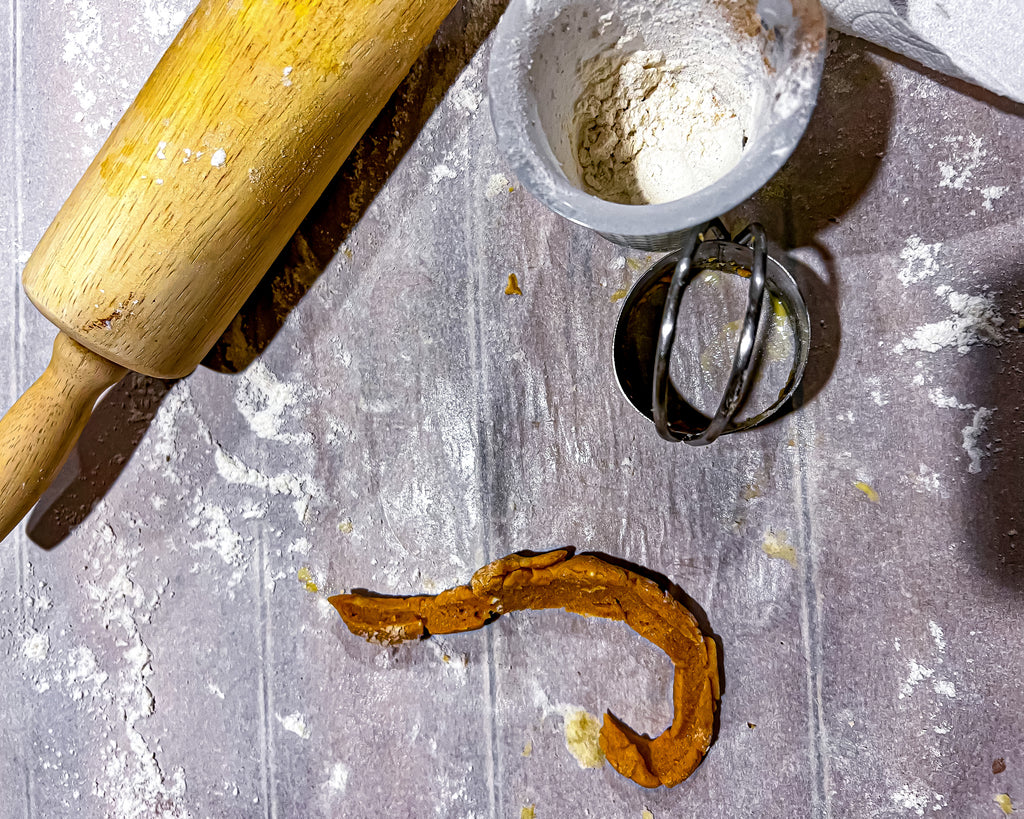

{"left": 329, "top": 550, "right": 720, "bottom": 788}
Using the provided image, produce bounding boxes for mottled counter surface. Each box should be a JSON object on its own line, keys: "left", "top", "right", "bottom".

{"left": 2, "top": 2, "right": 1023, "bottom": 817}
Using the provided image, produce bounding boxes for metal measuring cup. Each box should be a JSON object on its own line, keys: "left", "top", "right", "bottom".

{"left": 488, "top": 0, "right": 826, "bottom": 442}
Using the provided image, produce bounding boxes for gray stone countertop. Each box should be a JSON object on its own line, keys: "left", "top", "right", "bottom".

{"left": 1, "top": 2, "right": 1023, "bottom": 817}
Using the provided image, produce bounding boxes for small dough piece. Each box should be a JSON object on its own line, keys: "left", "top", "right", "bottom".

{"left": 330, "top": 550, "right": 720, "bottom": 788}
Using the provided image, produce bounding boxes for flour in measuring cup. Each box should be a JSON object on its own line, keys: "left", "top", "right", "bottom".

{"left": 574, "top": 46, "right": 750, "bottom": 205}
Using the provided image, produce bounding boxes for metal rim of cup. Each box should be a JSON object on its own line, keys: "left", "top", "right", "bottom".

{"left": 613, "top": 220, "right": 811, "bottom": 444}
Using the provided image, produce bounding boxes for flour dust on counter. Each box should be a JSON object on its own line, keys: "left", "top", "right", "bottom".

{"left": 961, "top": 407, "right": 996, "bottom": 475}
{"left": 277, "top": 711, "right": 312, "bottom": 740}
{"left": 233, "top": 359, "right": 309, "bottom": 445}
{"left": 60, "top": 0, "right": 192, "bottom": 154}
{"left": 15, "top": 515, "right": 189, "bottom": 818}
{"left": 894, "top": 286, "right": 1005, "bottom": 356}
{"left": 6, "top": 0, "right": 1024, "bottom": 815}
{"left": 898, "top": 235, "right": 942, "bottom": 286}
{"left": 887, "top": 616, "right": 965, "bottom": 814}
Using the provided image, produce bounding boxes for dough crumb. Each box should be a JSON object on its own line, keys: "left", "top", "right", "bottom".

{"left": 297, "top": 567, "right": 319, "bottom": 593}
{"left": 854, "top": 481, "right": 880, "bottom": 503}
{"left": 762, "top": 530, "right": 796, "bottom": 568}
{"left": 277, "top": 712, "right": 311, "bottom": 740}
{"left": 563, "top": 708, "right": 606, "bottom": 769}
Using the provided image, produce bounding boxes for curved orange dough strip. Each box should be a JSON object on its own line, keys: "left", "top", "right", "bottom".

{"left": 329, "top": 549, "right": 720, "bottom": 789}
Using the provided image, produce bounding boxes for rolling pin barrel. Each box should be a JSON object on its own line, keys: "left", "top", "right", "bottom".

{"left": 1, "top": 0, "right": 458, "bottom": 540}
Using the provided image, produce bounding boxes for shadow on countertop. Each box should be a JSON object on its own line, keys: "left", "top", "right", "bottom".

{"left": 725, "top": 34, "right": 896, "bottom": 418}
{"left": 962, "top": 267, "right": 1024, "bottom": 596}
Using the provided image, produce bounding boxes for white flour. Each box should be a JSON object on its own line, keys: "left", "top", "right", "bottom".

{"left": 22, "top": 632, "right": 50, "bottom": 661}
{"left": 962, "top": 407, "right": 995, "bottom": 474}
{"left": 981, "top": 185, "right": 1008, "bottom": 211}
{"left": 574, "top": 47, "right": 748, "bottom": 205}
{"left": 485, "top": 173, "right": 512, "bottom": 199}
{"left": 277, "top": 712, "right": 312, "bottom": 740}
{"left": 898, "top": 235, "right": 941, "bottom": 286}
{"left": 233, "top": 359, "right": 305, "bottom": 444}
{"left": 325, "top": 762, "right": 350, "bottom": 794}
{"left": 213, "top": 447, "right": 323, "bottom": 522}
{"left": 894, "top": 286, "right": 1004, "bottom": 355}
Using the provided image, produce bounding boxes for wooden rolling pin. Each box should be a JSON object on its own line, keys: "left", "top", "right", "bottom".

{"left": 0, "top": 0, "right": 458, "bottom": 540}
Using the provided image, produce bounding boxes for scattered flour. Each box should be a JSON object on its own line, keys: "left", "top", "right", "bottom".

{"left": 867, "top": 375, "right": 890, "bottom": 406}
{"left": 927, "top": 387, "right": 973, "bottom": 411}
{"left": 430, "top": 164, "right": 458, "bottom": 184}
{"left": 325, "top": 762, "right": 350, "bottom": 793}
{"left": 961, "top": 407, "right": 995, "bottom": 474}
{"left": 145, "top": 381, "right": 214, "bottom": 480}
{"left": 895, "top": 286, "right": 1004, "bottom": 355}
{"left": 574, "top": 47, "right": 748, "bottom": 204}
{"left": 981, "top": 185, "right": 1008, "bottom": 211}
{"left": 449, "top": 67, "right": 483, "bottom": 114}
{"left": 210, "top": 148, "right": 227, "bottom": 168}
{"left": 139, "top": 0, "right": 189, "bottom": 41}
{"left": 62, "top": 0, "right": 103, "bottom": 65}
{"left": 233, "top": 360, "right": 311, "bottom": 445}
{"left": 60, "top": 0, "right": 189, "bottom": 155}
{"left": 66, "top": 525, "right": 190, "bottom": 818}
{"left": 894, "top": 618, "right": 958, "bottom": 795}
{"left": 897, "top": 236, "right": 941, "bottom": 286}
{"left": 65, "top": 645, "right": 110, "bottom": 699}
{"left": 316, "top": 597, "right": 338, "bottom": 621}
{"left": 287, "top": 537, "right": 312, "bottom": 556}
{"left": 214, "top": 447, "right": 323, "bottom": 522}
{"left": 890, "top": 783, "right": 931, "bottom": 817}
{"left": 187, "top": 503, "right": 247, "bottom": 585}
{"left": 938, "top": 134, "right": 986, "bottom": 190}
{"left": 914, "top": 464, "right": 941, "bottom": 494}
{"left": 23, "top": 632, "right": 50, "bottom": 661}
{"left": 899, "top": 659, "right": 934, "bottom": 699}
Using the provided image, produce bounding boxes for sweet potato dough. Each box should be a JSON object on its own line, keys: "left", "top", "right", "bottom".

{"left": 330, "top": 550, "right": 720, "bottom": 788}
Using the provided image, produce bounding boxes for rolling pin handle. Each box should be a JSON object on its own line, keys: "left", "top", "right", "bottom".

{"left": 0, "top": 332, "right": 127, "bottom": 542}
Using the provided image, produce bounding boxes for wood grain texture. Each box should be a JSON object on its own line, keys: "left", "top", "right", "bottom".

{"left": 0, "top": 333, "right": 126, "bottom": 541}
{"left": 22, "top": 0, "right": 458, "bottom": 378}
